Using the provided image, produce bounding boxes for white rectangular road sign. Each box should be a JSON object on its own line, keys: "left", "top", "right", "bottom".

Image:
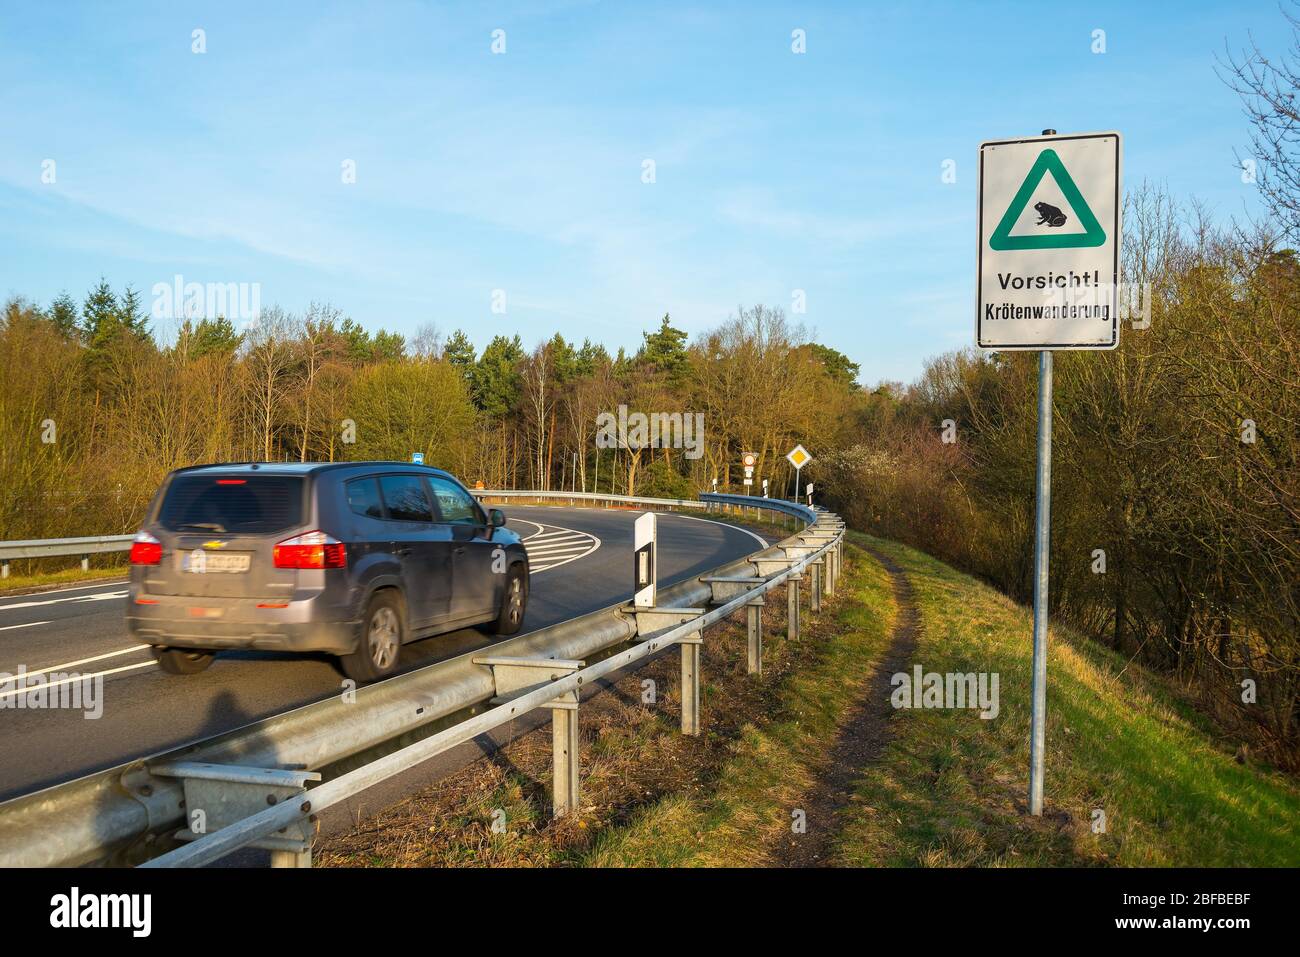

{"left": 977, "top": 131, "right": 1122, "bottom": 350}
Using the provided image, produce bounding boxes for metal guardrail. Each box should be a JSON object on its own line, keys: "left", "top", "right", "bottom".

{"left": 0, "top": 491, "right": 843, "bottom": 867}
{"left": 475, "top": 488, "right": 816, "bottom": 521}
{"left": 0, "top": 534, "right": 134, "bottom": 578}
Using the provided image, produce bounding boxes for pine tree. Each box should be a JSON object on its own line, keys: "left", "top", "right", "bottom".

{"left": 637, "top": 313, "right": 689, "bottom": 383}
{"left": 474, "top": 334, "right": 524, "bottom": 417}
{"left": 371, "top": 329, "right": 405, "bottom": 362}
{"left": 116, "top": 284, "right": 150, "bottom": 338}
{"left": 190, "top": 316, "right": 243, "bottom": 358}
{"left": 46, "top": 291, "right": 79, "bottom": 339}
{"left": 81, "top": 278, "right": 119, "bottom": 346}
{"left": 444, "top": 329, "right": 477, "bottom": 385}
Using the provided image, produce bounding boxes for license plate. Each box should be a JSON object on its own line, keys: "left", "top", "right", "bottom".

{"left": 181, "top": 550, "right": 251, "bottom": 574}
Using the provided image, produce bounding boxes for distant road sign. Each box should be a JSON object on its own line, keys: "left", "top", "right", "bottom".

{"left": 978, "top": 131, "right": 1121, "bottom": 350}
{"left": 742, "top": 452, "right": 756, "bottom": 468}
{"left": 786, "top": 445, "right": 811, "bottom": 470}
{"left": 411, "top": 452, "right": 425, "bottom": 465}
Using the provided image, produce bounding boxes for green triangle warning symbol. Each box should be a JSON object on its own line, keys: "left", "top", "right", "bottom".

{"left": 988, "top": 148, "right": 1106, "bottom": 250}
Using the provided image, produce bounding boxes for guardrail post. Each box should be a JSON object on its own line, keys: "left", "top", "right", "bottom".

{"left": 811, "top": 561, "right": 822, "bottom": 613}
{"left": 827, "top": 546, "right": 837, "bottom": 596}
{"left": 472, "top": 655, "right": 585, "bottom": 820}
{"left": 746, "top": 595, "right": 764, "bottom": 674}
{"left": 270, "top": 848, "right": 312, "bottom": 867}
{"left": 148, "top": 761, "right": 320, "bottom": 865}
{"left": 1, "top": 561, "right": 8, "bottom": 579}
{"left": 787, "top": 571, "right": 801, "bottom": 640}
{"left": 680, "top": 632, "right": 702, "bottom": 735}
{"left": 553, "top": 705, "right": 580, "bottom": 818}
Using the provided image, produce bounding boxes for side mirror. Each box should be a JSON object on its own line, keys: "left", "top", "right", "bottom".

{"left": 489, "top": 508, "right": 507, "bottom": 528}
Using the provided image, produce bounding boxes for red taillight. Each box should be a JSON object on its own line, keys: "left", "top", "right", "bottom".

{"left": 216, "top": 478, "right": 247, "bottom": 485}
{"left": 273, "top": 531, "right": 346, "bottom": 569}
{"left": 130, "top": 531, "right": 162, "bottom": 565}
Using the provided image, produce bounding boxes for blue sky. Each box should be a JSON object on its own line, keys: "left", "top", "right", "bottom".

{"left": 0, "top": 1, "right": 1279, "bottom": 384}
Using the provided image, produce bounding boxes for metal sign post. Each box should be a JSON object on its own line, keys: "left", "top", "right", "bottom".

{"left": 1028, "top": 349, "right": 1052, "bottom": 815}
{"left": 977, "top": 128, "right": 1121, "bottom": 816}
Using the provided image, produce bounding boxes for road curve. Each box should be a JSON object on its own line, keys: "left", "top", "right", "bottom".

{"left": 0, "top": 505, "right": 770, "bottom": 801}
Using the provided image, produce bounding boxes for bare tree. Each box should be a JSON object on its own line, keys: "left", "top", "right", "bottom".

{"left": 1222, "top": 3, "right": 1300, "bottom": 241}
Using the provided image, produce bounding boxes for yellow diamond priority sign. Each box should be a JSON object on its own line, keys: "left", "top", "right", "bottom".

{"left": 786, "top": 445, "right": 811, "bottom": 469}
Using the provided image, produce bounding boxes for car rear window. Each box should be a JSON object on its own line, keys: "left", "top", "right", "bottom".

{"left": 346, "top": 477, "right": 384, "bottom": 519}
{"left": 158, "top": 474, "right": 305, "bottom": 534}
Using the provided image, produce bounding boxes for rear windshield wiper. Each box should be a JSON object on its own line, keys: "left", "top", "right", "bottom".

{"left": 176, "top": 522, "right": 227, "bottom": 533}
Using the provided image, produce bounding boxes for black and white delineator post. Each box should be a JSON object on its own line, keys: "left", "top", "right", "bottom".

{"left": 633, "top": 512, "right": 656, "bottom": 608}
{"left": 977, "top": 128, "right": 1121, "bottom": 816}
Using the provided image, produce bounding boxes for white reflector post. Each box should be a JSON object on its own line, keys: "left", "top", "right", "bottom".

{"left": 633, "top": 512, "right": 656, "bottom": 608}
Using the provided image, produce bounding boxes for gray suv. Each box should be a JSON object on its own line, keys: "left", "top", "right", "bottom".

{"left": 126, "top": 462, "right": 529, "bottom": 682}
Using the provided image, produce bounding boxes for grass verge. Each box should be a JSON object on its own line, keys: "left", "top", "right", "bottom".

{"left": 831, "top": 533, "right": 1299, "bottom": 867}
{"left": 0, "top": 563, "right": 127, "bottom": 595}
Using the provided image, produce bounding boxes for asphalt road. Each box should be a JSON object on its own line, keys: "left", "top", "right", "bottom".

{"left": 0, "top": 505, "right": 770, "bottom": 801}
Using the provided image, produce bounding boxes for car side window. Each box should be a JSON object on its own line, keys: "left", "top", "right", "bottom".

{"left": 378, "top": 475, "right": 434, "bottom": 523}
{"left": 345, "top": 477, "right": 385, "bottom": 519}
{"left": 428, "top": 477, "right": 481, "bottom": 525}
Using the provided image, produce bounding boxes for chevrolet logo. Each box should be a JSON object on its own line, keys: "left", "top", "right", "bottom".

{"left": 202, "top": 540, "right": 228, "bottom": 550}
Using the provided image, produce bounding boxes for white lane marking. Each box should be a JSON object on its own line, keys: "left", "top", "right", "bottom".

{"left": 0, "top": 590, "right": 128, "bottom": 613}
{"left": 525, "top": 542, "right": 595, "bottom": 556}
{"left": 0, "top": 659, "right": 155, "bottom": 702}
{"left": 510, "top": 518, "right": 546, "bottom": 541}
{"left": 665, "top": 512, "right": 770, "bottom": 549}
{"left": 0, "top": 621, "right": 51, "bottom": 632}
{"left": 0, "top": 579, "right": 128, "bottom": 602}
{"left": 528, "top": 531, "right": 589, "bottom": 542}
{"left": 522, "top": 521, "right": 601, "bottom": 574}
{"left": 9, "top": 643, "right": 152, "bottom": 680}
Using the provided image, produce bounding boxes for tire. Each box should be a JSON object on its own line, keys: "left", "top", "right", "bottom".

{"left": 491, "top": 563, "right": 528, "bottom": 636}
{"left": 153, "top": 646, "right": 215, "bottom": 675}
{"left": 340, "top": 590, "right": 404, "bottom": 684}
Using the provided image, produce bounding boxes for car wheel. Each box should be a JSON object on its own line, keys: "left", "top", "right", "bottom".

{"left": 491, "top": 563, "right": 528, "bottom": 636}
{"left": 341, "top": 591, "right": 404, "bottom": 683}
{"left": 153, "top": 647, "right": 215, "bottom": 675}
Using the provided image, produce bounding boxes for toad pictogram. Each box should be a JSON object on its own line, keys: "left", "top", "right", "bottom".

{"left": 1034, "top": 202, "right": 1068, "bottom": 227}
